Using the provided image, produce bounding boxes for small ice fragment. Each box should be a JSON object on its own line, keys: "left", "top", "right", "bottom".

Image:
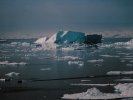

{"left": 81, "top": 80, "right": 91, "bottom": 82}
{"left": 87, "top": 59, "right": 104, "bottom": 63}
{"left": 5, "top": 72, "right": 20, "bottom": 77}
{"left": 107, "top": 71, "right": 133, "bottom": 75}
{"left": 40, "top": 68, "right": 51, "bottom": 71}
{"left": 21, "top": 42, "right": 30, "bottom": 46}
{"left": 68, "top": 61, "right": 84, "bottom": 67}
{"left": 71, "top": 83, "right": 115, "bottom": 86}
{"left": 100, "top": 55, "right": 120, "bottom": 58}
{"left": 126, "top": 64, "right": 132, "bottom": 67}
{"left": 116, "top": 78, "right": 133, "bottom": 82}
{"left": 0, "top": 79, "right": 5, "bottom": 82}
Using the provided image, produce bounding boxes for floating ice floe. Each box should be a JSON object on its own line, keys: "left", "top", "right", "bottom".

{"left": 61, "top": 47, "right": 75, "bottom": 51}
{"left": 120, "top": 58, "right": 133, "bottom": 60}
{"left": 40, "top": 68, "right": 51, "bottom": 71}
{"left": 81, "top": 80, "right": 91, "bottom": 82}
{"left": 55, "top": 56, "right": 80, "bottom": 60}
{"left": 21, "top": 42, "right": 30, "bottom": 46}
{"left": 5, "top": 72, "right": 20, "bottom": 77}
{"left": 129, "top": 60, "right": 133, "bottom": 63}
{"left": 0, "top": 61, "right": 27, "bottom": 66}
{"left": 126, "top": 64, "right": 133, "bottom": 67}
{"left": 70, "top": 83, "right": 115, "bottom": 86}
{"left": 87, "top": 59, "right": 104, "bottom": 63}
{"left": 116, "top": 78, "right": 133, "bottom": 82}
{"left": 68, "top": 61, "right": 84, "bottom": 67}
{"left": 100, "top": 55, "right": 120, "bottom": 58}
{"left": 107, "top": 71, "right": 133, "bottom": 75}
{"left": 62, "top": 83, "right": 133, "bottom": 99}
{"left": 11, "top": 42, "right": 19, "bottom": 45}
{"left": 0, "top": 79, "right": 6, "bottom": 82}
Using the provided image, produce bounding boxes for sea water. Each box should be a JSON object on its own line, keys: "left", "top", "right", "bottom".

{"left": 0, "top": 36, "right": 133, "bottom": 100}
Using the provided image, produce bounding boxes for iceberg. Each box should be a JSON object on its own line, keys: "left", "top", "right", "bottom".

{"left": 46, "top": 31, "right": 85, "bottom": 44}
{"left": 35, "top": 31, "right": 102, "bottom": 45}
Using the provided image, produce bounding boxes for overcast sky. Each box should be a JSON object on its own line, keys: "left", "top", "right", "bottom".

{"left": 0, "top": 0, "right": 133, "bottom": 37}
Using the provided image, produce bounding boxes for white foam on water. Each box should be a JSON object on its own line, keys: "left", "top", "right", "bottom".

{"left": 107, "top": 71, "right": 133, "bottom": 75}
{"left": 87, "top": 59, "right": 104, "bottom": 63}
{"left": 68, "top": 61, "right": 84, "bottom": 67}
{"left": 5, "top": 72, "right": 20, "bottom": 77}
{"left": 62, "top": 83, "right": 133, "bottom": 99}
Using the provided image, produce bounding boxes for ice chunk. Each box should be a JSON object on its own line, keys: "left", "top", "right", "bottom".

{"left": 55, "top": 56, "right": 80, "bottom": 60}
{"left": 107, "top": 71, "right": 133, "bottom": 75}
{"left": 81, "top": 80, "right": 91, "bottom": 82}
{"left": 116, "top": 78, "right": 133, "bottom": 82}
{"left": 71, "top": 83, "right": 115, "bottom": 86}
{"left": 61, "top": 47, "right": 75, "bottom": 51}
{"left": 62, "top": 88, "right": 121, "bottom": 99}
{"left": 5, "top": 72, "right": 20, "bottom": 77}
{"left": 115, "top": 83, "right": 133, "bottom": 97}
{"left": 35, "top": 37, "right": 48, "bottom": 44}
{"left": 62, "top": 83, "right": 133, "bottom": 99}
{"left": 40, "top": 68, "right": 51, "bottom": 71}
{"left": 100, "top": 55, "right": 120, "bottom": 58}
{"left": 0, "top": 61, "right": 27, "bottom": 66}
{"left": 87, "top": 59, "right": 104, "bottom": 63}
{"left": 21, "top": 42, "right": 30, "bottom": 46}
{"left": 68, "top": 61, "right": 84, "bottom": 67}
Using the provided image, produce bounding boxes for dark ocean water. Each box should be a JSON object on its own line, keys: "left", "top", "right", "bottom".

{"left": 0, "top": 36, "right": 133, "bottom": 100}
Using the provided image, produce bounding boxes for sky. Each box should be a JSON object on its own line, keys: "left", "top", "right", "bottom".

{"left": 0, "top": 0, "right": 133, "bottom": 38}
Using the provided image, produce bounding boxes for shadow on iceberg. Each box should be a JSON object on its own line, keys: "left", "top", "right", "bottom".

{"left": 35, "top": 31, "right": 102, "bottom": 45}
